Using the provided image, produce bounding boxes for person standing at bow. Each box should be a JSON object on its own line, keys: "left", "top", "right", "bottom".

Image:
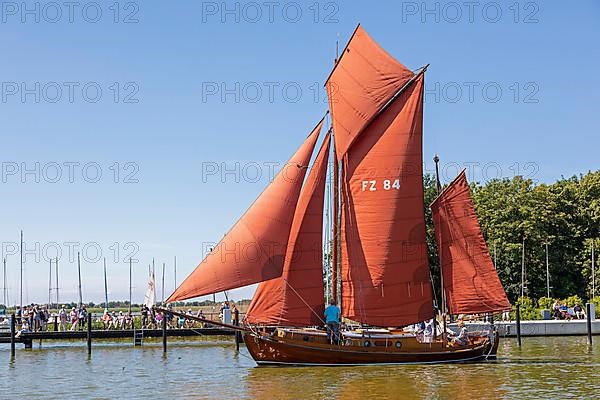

{"left": 324, "top": 299, "right": 341, "bottom": 345}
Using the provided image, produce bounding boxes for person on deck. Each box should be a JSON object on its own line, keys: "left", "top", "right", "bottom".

{"left": 155, "top": 310, "right": 164, "bottom": 327}
{"left": 15, "top": 320, "right": 30, "bottom": 338}
{"left": 324, "top": 299, "right": 341, "bottom": 345}
{"left": 69, "top": 307, "right": 79, "bottom": 331}
{"left": 177, "top": 312, "right": 186, "bottom": 329}
{"left": 552, "top": 300, "right": 561, "bottom": 319}
{"left": 558, "top": 303, "right": 571, "bottom": 320}
{"left": 451, "top": 320, "right": 469, "bottom": 346}
{"left": 165, "top": 307, "right": 174, "bottom": 329}
{"left": 33, "top": 305, "right": 42, "bottom": 332}
{"left": 124, "top": 312, "right": 133, "bottom": 329}
{"left": 141, "top": 305, "right": 149, "bottom": 328}
{"left": 573, "top": 304, "right": 586, "bottom": 319}
{"left": 59, "top": 306, "right": 68, "bottom": 331}
{"left": 196, "top": 308, "right": 204, "bottom": 328}
{"left": 78, "top": 306, "right": 87, "bottom": 330}
{"left": 102, "top": 310, "right": 113, "bottom": 330}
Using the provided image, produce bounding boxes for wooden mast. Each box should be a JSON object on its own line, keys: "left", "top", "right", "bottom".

{"left": 332, "top": 147, "right": 339, "bottom": 304}
{"left": 331, "top": 35, "right": 341, "bottom": 307}
{"left": 433, "top": 155, "right": 447, "bottom": 343}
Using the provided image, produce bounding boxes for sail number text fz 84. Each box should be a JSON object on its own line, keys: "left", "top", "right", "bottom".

{"left": 361, "top": 179, "right": 401, "bottom": 191}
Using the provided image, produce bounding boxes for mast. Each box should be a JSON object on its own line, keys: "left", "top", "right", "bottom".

{"left": 330, "top": 36, "right": 341, "bottom": 306}
{"left": 545, "top": 242, "right": 550, "bottom": 298}
{"left": 48, "top": 259, "right": 52, "bottom": 308}
{"left": 55, "top": 257, "right": 59, "bottom": 306}
{"left": 592, "top": 240, "right": 595, "bottom": 298}
{"left": 128, "top": 258, "right": 132, "bottom": 314}
{"left": 173, "top": 256, "right": 177, "bottom": 294}
{"left": 521, "top": 237, "right": 526, "bottom": 297}
{"left": 433, "top": 155, "right": 446, "bottom": 340}
{"left": 493, "top": 243, "right": 497, "bottom": 269}
{"left": 3, "top": 257, "right": 7, "bottom": 307}
{"left": 332, "top": 146, "right": 339, "bottom": 304}
{"left": 162, "top": 262, "right": 166, "bottom": 305}
{"left": 103, "top": 258, "right": 109, "bottom": 310}
{"left": 19, "top": 230, "right": 23, "bottom": 307}
{"left": 77, "top": 252, "right": 82, "bottom": 309}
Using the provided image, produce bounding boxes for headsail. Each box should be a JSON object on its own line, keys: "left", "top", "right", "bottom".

{"left": 326, "top": 24, "right": 415, "bottom": 158}
{"left": 338, "top": 72, "right": 433, "bottom": 327}
{"left": 166, "top": 120, "right": 323, "bottom": 303}
{"left": 246, "top": 133, "right": 331, "bottom": 326}
{"left": 431, "top": 171, "right": 511, "bottom": 314}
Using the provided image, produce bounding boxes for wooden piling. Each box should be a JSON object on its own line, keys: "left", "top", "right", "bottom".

{"left": 10, "top": 314, "right": 15, "bottom": 357}
{"left": 162, "top": 314, "right": 167, "bottom": 353}
{"left": 516, "top": 304, "right": 522, "bottom": 347}
{"left": 87, "top": 313, "right": 92, "bottom": 355}
{"left": 234, "top": 308, "right": 240, "bottom": 351}
{"left": 54, "top": 315, "right": 58, "bottom": 332}
{"left": 586, "top": 303, "right": 593, "bottom": 345}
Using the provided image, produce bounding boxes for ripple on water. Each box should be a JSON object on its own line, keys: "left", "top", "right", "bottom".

{"left": 0, "top": 336, "right": 598, "bottom": 399}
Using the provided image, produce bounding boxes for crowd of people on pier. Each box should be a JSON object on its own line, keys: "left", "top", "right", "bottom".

{"left": 8, "top": 301, "right": 240, "bottom": 334}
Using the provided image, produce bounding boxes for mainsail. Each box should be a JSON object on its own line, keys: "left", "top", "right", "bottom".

{"left": 338, "top": 73, "right": 433, "bottom": 327}
{"left": 327, "top": 26, "right": 433, "bottom": 327}
{"left": 431, "top": 171, "right": 511, "bottom": 314}
{"left": 166, "top": 120, "right": 322, "bottom": 303}
{"left": 246, "top": 133, "right": 331, "bottom": 326}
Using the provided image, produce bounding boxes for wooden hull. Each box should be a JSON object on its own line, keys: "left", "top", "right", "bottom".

{"left": 243, "top": 328, "right": 499, "bottom": 366}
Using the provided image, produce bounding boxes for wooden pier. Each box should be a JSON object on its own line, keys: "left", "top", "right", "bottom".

{"left": 0, "top": 327, "right": 235, "bottom": 349}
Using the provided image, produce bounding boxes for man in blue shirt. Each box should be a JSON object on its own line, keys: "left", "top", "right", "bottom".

{"left": 324, "top": 299, "right": 341, "bottom": 344}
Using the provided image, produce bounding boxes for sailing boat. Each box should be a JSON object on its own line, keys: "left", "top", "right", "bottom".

{"left": 166, "top": 24, "right": 510, "bottom": 365}
{"left": 143, "top": 267, "right": 156, "bottom": 308}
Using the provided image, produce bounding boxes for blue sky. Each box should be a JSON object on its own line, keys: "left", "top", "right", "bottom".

{"left": 1, "top": 1, "right": 598, "bottom": 304}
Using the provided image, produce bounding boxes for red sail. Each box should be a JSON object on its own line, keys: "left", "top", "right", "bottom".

{"left": 166, "top": 121, "right": 322, "bottom": 302}
{"left": 326, "top": 24, "right": 414, "bottom": 158}
{"left": 246, "top": 133, "right": 331, "bottom": 326}
{"left": 431, "top": 171, "right": 511, "bottom": 314}
{"left": 339, "top": 74, "right": 433, "bottom": 327}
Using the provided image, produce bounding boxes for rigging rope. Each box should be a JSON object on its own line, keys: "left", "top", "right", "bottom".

{"left": 282, "top": 279, "right": 326, "bottom": 326}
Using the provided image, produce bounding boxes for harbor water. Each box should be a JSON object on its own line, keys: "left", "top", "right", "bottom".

{"left": 1, "top": 336, "right": 598, "bottom": 399}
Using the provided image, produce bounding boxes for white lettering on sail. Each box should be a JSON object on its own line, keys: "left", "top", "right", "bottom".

{"left": 361, "top": 179, "right": 400, "bottom": 191}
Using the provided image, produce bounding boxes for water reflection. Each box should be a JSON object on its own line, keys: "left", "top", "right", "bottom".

{"left": 0, "top": 337, "right": 597, "bottom": 399}
{"left": 243, "top": 337, "right": 598, "bottom": 400}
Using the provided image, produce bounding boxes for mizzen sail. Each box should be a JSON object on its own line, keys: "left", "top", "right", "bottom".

{"left": 431, "top": 171, "right": 511, "bottom": 314}
{"left": 166, "top": 121, "right": 322, "bottom": 303}
{"left": 246, "top": 133, "right": 331, "bottom": 326}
